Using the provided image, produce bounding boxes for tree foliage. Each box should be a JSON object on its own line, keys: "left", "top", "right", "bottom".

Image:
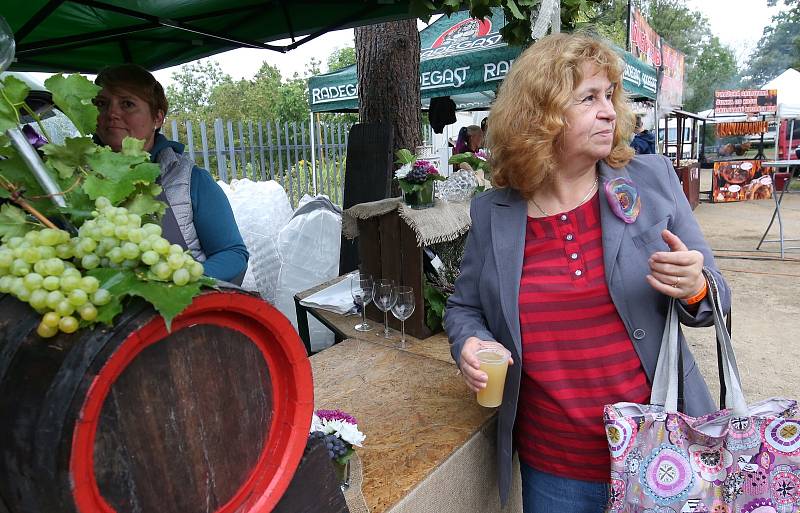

{"left": 165, "top": 59, "right": 322, "bottom": 126}
{"left": 684, "top": 36, "right": 739, "bottom": 112}
{"left": 742, "top": 0, "right": 800, "bottom": 86}
{"left": 327, "top": 47, "right": 357, "bottom": 72}
{"left": 165, "top": 60, "right": 230, "bottom": 119}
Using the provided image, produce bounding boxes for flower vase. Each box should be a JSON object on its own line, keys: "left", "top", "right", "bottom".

{"left": 333, "top": 459, "right": 351, "bottom": 491}
{"left": 404, "top": 180, "right": 435, "bottom": 209}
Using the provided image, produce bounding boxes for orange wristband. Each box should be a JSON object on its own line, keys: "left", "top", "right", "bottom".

{"left": 684, "top": 280, "right": 708, "bottom": 305}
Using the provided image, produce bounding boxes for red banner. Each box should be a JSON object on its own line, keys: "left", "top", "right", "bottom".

{"left": 629, "top": 8, "right": 661, "bottom": 68}
{"left": 659, "top": 42, "right": 685, "bottom": 108}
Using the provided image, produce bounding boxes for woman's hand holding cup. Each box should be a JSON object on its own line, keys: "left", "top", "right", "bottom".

{"left": 459, "top": 337, "right": 514, "bottom": 403}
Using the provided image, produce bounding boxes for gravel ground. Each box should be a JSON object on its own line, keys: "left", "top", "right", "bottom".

{"left": 682, "top": 169, "right": 800, "bottom": 404}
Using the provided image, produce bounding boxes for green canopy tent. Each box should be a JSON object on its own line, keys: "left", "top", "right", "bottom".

{"left": 308, "top": 10, "right": 658, "bottom": 113}
{"left": 5, "top": 0, "right": 415, "bottom": 72}
{"left": 309, "top": 8, "right": 518, "bottom": 113}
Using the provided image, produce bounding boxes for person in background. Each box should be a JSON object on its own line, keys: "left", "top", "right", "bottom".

{"left": 630, "top": 115, "right": 655, "bottom": 154}
{"left": 93, "top": 64, "right": 249, "bottom": 284}
{"left": 453, "top": 124, "right": 487, "bottom": 174}
{"left": 445, "top": 32, "right": 730, "bottom": 512}
{"left": 453, "top": 124, "right": 484, "bottom": 155}
{"left": 453, "top": 125, "right": 470, "bottom": 155}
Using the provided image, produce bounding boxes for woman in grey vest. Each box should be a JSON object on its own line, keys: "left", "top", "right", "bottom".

{"left": 93, "top": 64, "right": 248, "bottom": 284}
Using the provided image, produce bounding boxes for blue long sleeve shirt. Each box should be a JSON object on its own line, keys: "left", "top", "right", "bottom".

{"left": 150, "top": 135, "right": 249, "bottom": 282}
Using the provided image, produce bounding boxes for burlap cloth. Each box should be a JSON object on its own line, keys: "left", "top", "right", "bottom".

{"left": 342, "top": 197, "right": 472, "bottom": 246}
{"left": 343, "top": 452, "right": 370, "bottom": 513}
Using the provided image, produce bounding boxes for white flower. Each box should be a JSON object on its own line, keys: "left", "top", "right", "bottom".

{"left": 338, "top": 422, "right": 366, "bottom": 447}
{"left": 309, "top": 413, "right": 324, "bottom": 433}
{"left": 395, "top": 163, "right": 411, "bottom": 179}
{"left": 321, "top": 419, "right": 343, "bottom": 435}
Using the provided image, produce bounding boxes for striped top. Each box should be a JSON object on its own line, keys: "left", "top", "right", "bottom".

{"left": 514, "top": 193, "right": 650, "bottom": 482}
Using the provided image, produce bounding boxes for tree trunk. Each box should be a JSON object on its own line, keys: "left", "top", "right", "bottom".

{"left": 355, "top": 20, "right": 421, "bottom": 194}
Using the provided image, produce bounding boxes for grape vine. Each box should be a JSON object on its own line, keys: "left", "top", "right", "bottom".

{"left": 0, "top": 74, "right": 213, "bottom": 337}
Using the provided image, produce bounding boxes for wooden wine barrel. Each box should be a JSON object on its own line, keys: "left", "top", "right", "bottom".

{"left": 0, "top": 289, "right": 313, "bottom": 513}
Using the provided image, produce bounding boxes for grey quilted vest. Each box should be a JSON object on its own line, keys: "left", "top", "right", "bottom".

{"left": 156, "top": 147, "right": 207, "bottom": 262}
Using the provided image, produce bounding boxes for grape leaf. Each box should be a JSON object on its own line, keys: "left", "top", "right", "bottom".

{"left": 42, "top": 136, "right": 96, "bottom": 179}
{"left": 83, "top": 167, "right": 158, "bottom": 204}
{"left": 124, "top": 186, "right": 167, "bottom": 219}
{"left": 84, "top": 148, "right": 160, "bottom": 204}
{"left": 45, "top": 74, "right": 100, "bottom": 136}
{"left": 0, "top": 76, "right": 29, "bottom": 132}
{"left": 0, "top": 203, "right": 31, "bottom": 241}
{"left": 88, "top": 268, "right": 206, "bottom": 331}
{"left": 0, "top": 152, "right": 47, "bottom": 198}
{"left": 61, "top": 187, "right": 96, "bottom": 226}
{"left": 121, "top": 137, "right": 150, "bottom": 158}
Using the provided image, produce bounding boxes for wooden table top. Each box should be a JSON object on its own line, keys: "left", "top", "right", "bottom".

{"left": 309, "top": 338, "right": 495, "bottom": 513}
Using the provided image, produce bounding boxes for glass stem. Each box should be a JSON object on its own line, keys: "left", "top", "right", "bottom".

{"left": 400, "top": 320, "right": 406, "bottom": 348}
{"left": 361, "top": 302, "right": 367, "bottom": 326}
{"left": 383, "top": 310, "right": 389, "bottom": 335}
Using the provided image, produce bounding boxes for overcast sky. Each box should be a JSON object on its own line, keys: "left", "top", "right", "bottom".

{"left": 148, "top": 0, "right": 788, "bottom": 88}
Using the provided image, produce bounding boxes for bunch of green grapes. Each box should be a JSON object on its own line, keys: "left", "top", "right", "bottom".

{"left": 0, "top": 197, "right": 204, "bottom": 338}
{"left": 0, "top": 228, "right": 108, "bottom": 337}
{"left": 78, "top": 197, "right": 204, "bottom": 286}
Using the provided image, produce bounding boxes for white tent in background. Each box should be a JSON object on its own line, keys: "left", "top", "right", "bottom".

{"left": 762, "top": 68, "right": 800, "bottom": 119}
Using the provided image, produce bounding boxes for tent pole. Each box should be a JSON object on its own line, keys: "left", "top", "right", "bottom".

{"left": 309, "top": 110, "right": 318, "bottom": 195}
{"left": 789, "top": 118, "right": 795, "bottom": 158}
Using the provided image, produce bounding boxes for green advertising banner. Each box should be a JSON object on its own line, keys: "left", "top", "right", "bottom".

{"left": 621, "top": 50, "right": 658, "bottom": 101}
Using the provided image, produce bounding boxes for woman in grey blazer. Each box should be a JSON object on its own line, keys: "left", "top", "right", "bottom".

{"left": 444, "top": 33, "right": 730, "bottom": 513}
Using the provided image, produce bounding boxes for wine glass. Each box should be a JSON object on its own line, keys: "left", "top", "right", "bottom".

{"left": 350, "top": 272, "right": 373, "bottom": 332}
{"left": 373, "top": 279, "right": 396, "bottom": 339}
{"left": 391, "top": 286, "right": 415, "bottom": 349}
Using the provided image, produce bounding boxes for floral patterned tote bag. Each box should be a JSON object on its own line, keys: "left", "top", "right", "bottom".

{"left": 604, "top": 271, "right": 799, "bottom": 513}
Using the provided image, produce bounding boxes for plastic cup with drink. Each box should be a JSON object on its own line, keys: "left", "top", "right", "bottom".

{"left": 475, "top": 343, "right": 511, "bottom": 408}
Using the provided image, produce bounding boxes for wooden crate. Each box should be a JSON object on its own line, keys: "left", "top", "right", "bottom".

{"left": 356, "top": 210, "right": 432, "bottom": 340}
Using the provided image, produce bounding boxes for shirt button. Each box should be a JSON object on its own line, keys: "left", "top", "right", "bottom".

{"left": 560, "top": 214, "right": 568, "bottom": 221}
{"left": 565, "top": 233, "right": 574, "bottom": 241}
{"left": 574, "top": 269, "right": 582, "bottom": 276}
{"left": 633, "top": 329, "right": 646, "bottom": 340}
{"left": 570, "top": 253, "right": 578, "bottom": 260}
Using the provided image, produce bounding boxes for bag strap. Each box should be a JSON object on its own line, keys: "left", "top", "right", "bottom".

{"left": 650, "top": 269, "right": 748, "bottom": 416}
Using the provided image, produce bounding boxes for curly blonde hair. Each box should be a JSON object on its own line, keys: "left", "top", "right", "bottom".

{"left": 489, "top": 32, "right": 635, "bottom": 199}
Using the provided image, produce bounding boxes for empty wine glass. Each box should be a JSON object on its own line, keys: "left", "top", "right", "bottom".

{"left": 391, "top": 286, "right": 415, "bottom": 349}
{"left": 350, "top": 272, "right": 373, "bottom": 332}
{"left": 373, "top": 279, "right": 396, "bottom": 339}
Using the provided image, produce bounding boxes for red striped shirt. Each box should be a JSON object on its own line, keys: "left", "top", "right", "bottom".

{"left": 514, "top": 193, "right": 650, "bottom": 481}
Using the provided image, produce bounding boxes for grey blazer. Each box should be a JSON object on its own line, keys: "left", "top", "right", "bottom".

{"left": 444, "top": 154, "right": 731, "bottom": 505}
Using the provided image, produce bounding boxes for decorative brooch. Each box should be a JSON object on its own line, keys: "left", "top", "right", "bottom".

{"left": 604, "top": 176, "right": 640, "bottom": 224}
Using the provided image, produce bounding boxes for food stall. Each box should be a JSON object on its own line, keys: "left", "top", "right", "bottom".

{"left": 703, "top": 88, "right": 780, "bottom": 203}
{"left": 660, "top": 109, "right": 707, "bottom": 209}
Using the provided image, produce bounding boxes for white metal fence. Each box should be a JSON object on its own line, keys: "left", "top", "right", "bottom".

{"left": 166, "top": 117, "right": 434, "bottom": 207}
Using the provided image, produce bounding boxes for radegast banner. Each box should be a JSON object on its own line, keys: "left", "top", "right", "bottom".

{"left": 309, "top": 8, "right": 658, "bottom": 112}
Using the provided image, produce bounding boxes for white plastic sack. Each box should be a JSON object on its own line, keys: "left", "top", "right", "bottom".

{"left": 220, "top": 178, "right": 292, "bottom": 303}
{"left": 274, "top": 195, "right": 342, "bottom": 352}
